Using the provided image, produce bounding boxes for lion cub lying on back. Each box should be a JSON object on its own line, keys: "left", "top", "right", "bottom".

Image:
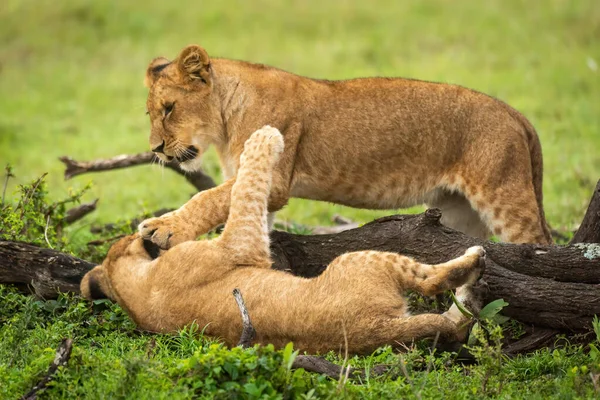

{"left": 81, "top": 127, "right": 485, "bottom": 354}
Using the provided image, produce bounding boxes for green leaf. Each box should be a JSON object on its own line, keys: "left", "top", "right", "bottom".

{"left": 282, "top": 342, "right": 298, "bottom": 372}
{"left": 479, "top": 299, "right": 509, "bottom": 320}
{"left": 492, "top": 314, "right": 511, "bottom": 325}
{"left": 449, "top": 290, "right": 474, "bottom": 319}
{"left": 467, "top": 322, "right": 480, "bottom": 346}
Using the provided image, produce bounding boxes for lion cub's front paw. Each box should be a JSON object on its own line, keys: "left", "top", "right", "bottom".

{"left": 464, "top": 246, "right": 485, "bottom": 258}
{"left": 463, "top": 245, "right": 486, "bottom": 283}
{"left": 138, "top": 214, "right": 195, "bottom": 250}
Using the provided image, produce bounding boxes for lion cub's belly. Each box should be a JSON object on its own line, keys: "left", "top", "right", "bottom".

{"left": 290, "top": 171, "right": 438, "bottom": 210}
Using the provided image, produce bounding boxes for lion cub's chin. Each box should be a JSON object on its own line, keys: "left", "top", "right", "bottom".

{"left": 179, "top": 157, "right": 203, "bottom": 172}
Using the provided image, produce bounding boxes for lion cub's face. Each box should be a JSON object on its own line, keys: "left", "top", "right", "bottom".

{"left": 144, "top": 45, "right": 222, "bottom": 172}
{"left": 80, "top": 234, "right": 162, "bottom": 301}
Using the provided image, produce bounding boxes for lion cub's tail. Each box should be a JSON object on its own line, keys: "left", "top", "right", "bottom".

{"left": 505, "top": 106, "right": 553, "bottom": 243}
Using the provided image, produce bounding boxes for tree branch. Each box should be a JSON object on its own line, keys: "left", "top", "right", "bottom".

{"left": 232, "top": 288, "right": 256, "bottom": 348}
{"left": 64, "top": 199, "right": 99, "bottom": 224}
{"left": 59, "top": 152, "right": 216, "bottom": 193}
{"left": 21, "top": 338, "right": 73, "bottom": 400}
{"left": 571, "top": 179, "right": 600, "bottom": 244}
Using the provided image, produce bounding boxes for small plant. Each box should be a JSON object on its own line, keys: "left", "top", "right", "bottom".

{"left": 0, "top": 166, "right": 138, "bottom": 263}
{"left": 0, "top": 166, "right": 91, "bottom": 250}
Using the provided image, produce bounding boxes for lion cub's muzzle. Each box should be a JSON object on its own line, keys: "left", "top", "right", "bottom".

{"left": 176, "top": 145, "right": 199, "bottom": 163}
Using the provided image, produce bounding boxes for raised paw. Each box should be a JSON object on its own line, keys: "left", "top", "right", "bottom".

{"left": 138, "top": 213, "right": 195, "bottom": 249}
{"left": 242, "top": 126, "right": 284, "bottom": 163}
{"left": 464, "top": 246, "right": 486, "bottom": 283}
{"left": 464, "top": 246, "right": 486, "bottom": 258}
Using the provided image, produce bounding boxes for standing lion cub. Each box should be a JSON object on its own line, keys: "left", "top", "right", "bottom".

{"left": 139, "top": 45, "right": 551, "bottom": 248}
{"left": 81, "top": 127, "right": 486, "bottom": 354}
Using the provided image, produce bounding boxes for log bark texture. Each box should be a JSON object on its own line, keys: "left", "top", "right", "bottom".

{"left": 0, "top": 241, "right": 96, "bottom": 298}
{"left": 1, "top": 209, "right": 599, "bottom": 330}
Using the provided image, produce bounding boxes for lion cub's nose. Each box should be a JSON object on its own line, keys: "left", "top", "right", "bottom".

{"left": 152, "top": 140, "right": 166, "bottom": 154}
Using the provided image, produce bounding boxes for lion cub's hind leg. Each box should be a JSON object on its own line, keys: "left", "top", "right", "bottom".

{"left": 218, "top": 126, "right": 284, "bottom": 268}
{"left": 390, "top": 246, "right": 485, "bottom": 297}
{"left": 378, "top": 246, "right": 485, "bottom": 347}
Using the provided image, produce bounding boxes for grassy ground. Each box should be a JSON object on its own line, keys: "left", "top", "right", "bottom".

{"left": 1, "top": 0, "right": 600, "bottom": 398}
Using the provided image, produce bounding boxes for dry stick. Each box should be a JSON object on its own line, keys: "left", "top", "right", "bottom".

{"left": 64, "top": 199, "right": 99, "bottom": 224}
{"left": 231, "top": 288, "right": 390, "bottom": 380}
{"left": 571, "top": 179, "right": 600, "bottom": 244}
{"left": 2, "top": 165, "right": 14, "bottom": 206}
{"left": 232, "top": 288, "right": 256, "bottom": 348}
{"left": 59, "top": 152, "right": 216, "bottom": 193}
{"left": 18, "top": 173, "right": 47, "bottom": 218}
{"left": 21, "top": 338, "right": 73, "bottom": 400}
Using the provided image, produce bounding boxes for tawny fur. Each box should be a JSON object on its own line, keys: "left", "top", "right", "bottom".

{"left": 139, "top": 45, "right": 552, "bottom": 248}
{"left": 82, "top": 127, "right": 485, "bottom": 354}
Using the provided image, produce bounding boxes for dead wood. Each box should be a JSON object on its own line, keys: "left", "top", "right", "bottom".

{"left": 90, "top": 208, "right": 174, "bottom": 234}
{"left": 64, "top": 199, "right": 99, "bottom": 224}
{"left": 0, "top": 241, "right": 96, "bottom": 298}
{"left": 292, "top": 355, "right": 391, "bottom": 381}
{"left": 232, "top": 288, "right": 256, "bottom": 348}
{"left": 59, "top": 152, "right": 216, "bottom": 192}
{"left": 502, "top": 328, "right": 559, "bottom": 356}
{"left": 571, "top": 179, "right": 600, "bottom": 244}
{"left": 21, "top": 338, "right": 73, "bottom": 400}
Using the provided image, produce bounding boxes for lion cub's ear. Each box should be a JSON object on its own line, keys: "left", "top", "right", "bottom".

{"left": 80, "top": 265, "right": 110, "bottom": 301}
{"left": 176, "top": 45, "right": 212, "bottom": 86}
{"left": 144, "top": 57, "right": 171, "bottom": 88}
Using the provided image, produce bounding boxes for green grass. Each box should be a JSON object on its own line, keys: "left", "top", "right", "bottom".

{"left": 1, "top": 0, "right": 600, "bottom": 398}
{"left": 1, "top": 0, "right": 598, "bottom": 227}
{"left": 1, "top": 287, "right": 599, "bottom": 399}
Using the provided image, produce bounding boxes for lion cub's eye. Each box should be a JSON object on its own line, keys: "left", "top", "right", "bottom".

{"left": 163, "top": 102, "right": 174, "bottom": 116}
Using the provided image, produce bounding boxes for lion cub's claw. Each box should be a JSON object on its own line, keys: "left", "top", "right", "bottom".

{"left": 138, "top": 215, "right": 193, "bottom": 250}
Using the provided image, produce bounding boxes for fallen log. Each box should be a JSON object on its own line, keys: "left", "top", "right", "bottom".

{"left": 1, "top": 181, "right": 599, "bottom": 331}
{"left": 0, "top": 241, "right": 95, "bottom": 298}
{"left": 1, "top": 211, "right": 598, "bottom": 330}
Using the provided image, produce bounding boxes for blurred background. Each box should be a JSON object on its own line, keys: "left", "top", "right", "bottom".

{"left": 0, "top": 0, "right": 598, "bottom": 231}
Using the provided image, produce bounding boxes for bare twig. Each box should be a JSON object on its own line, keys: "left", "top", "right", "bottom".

{"left": 18, "top": 173, "right": 47, "bottom": 218}
{"left": 332, "top": 214, "right": 354, "bottom": 225}
{"left": 64, "top": 199, "right": 99, "bottom": 224}
{"left": 21, "top": 338, "right": 73, "bottom": 400}
{"left": 87, "top": 234, "right": 127, "bottom": 246}
{"left": 90, "top": 208, "right": 174, "bottom": 234}
{"left": 59, "top": 152, "right": 216, "bottom": 193}
{"left": 337, "top": 321, "right": 351, "bottom": 389}
{"left": 293, "top": 355, "right": 391, "bottom": 381}
{"left": 2, "top": 164, "right": 14, "bottom": 206}
{"left": 232, "top": 288, "right": 256, "bottom": 348}
{"left": 312, "top": 222, "right": 360, "bottom": 235}
{"left": 44, "top": 216, "right": 53, "bottom": 249}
